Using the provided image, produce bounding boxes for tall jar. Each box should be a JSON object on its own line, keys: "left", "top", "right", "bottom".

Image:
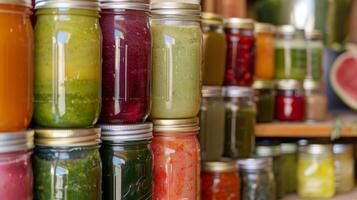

{"left": 333, "top": 144, "right": 355, "bottom": 194}
{"left": 0, "top": 0, "right": 33, "bottom": 131}
{"left": 306, "top": 30, "right": 323, "bottom": 80}
{"left": 151, "top": 118, "right": 200, "bottom": 200}
{"left": 255, "top": 23, "right": 275, "bottom": 80}
{"left": 201, "top": 161, "right": 240, "bottom": 200}
{"left": 237, "top": 158, "right": 276, "bottom": 200}
{"left": 150, "top": 2, "right": 202, "bottom": 119}
{"left": 224, "top": 18, "right": 255, "bottom": 86}
{"left": 281, "top": 143, "right": 298, "bottom": 194}
{"left": 99, "top": 0, "right": 151, "bottom": 124}
{"left": 304, "top": 79, "right": 327, "bottom": 121}
{"left": 200, "top": 86, "right": 225, "bottom": 161}
{"left": 224, "top": 86, "right": 256, "bottom": 159}
{"left": 34, "top": 0, "right": 102, "bottom": 128}
{"left": 202, "top": 12, "right": 226, "bottom": 85}
{"left": 33, "top": 129, "right": 102, "bottom": 200}
{"left": 298, "top": 144, "right": 335, "bottom": 198}
{"left": 100, "top": 123, "right": 153, "bottom": 199}
{"left": 0, "top": 131, "right": 34, "bottom": 200}
{"left": 275, "top": 25, "right": 306, "bottom": 80}
{"left": 253, "top": 80, "right": 275, "bottom": 123}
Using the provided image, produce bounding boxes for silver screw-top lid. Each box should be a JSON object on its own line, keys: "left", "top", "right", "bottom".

{"left": 281, "top": 143, "right": 298, "bottom": 154}
{"left": 304, "top": 79, "right": 321, "bottom": 91}
{"left": 150, "top": 2, "right": 201, "bottom": 18}
{"left": 224, "top": 86, "right": 254, "bottom": 98}
{"left": 256, "top": 145, "right": 281, "bottom": 157}
{"left": 100, "top": 123, "right": 153, "bottom": 142}
{"left": 202, "top": 86, "right": 223, "bottom": 98}
{"left": 299, "top": 144, "right": 333, "bottom": 155}
{"left": 276, "top": 79, "right": 303, "bottom": 90}
{"left": 224, "top": 18, "right": 254, "bottom": 29}
{"left": 0, "top": 130, "right": 34, "bottom": 153}
{"left": 100, "top": 0, "right": 149, "bottom": 11}
{"left": 35, "top": 0, "right": 100, "bottom": 10}
{"left": 333, "top": 144, "right": 353, "bottom": 154}
{"left": 237, "top": 157, "right": 273, "bottom": 171}
{"left": 0, "top": 0, "right": 32, "bottom": 8}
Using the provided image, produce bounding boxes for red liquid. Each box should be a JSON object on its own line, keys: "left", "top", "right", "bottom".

{"left": 100, "top": 9, "right": 151, "bottom": 124}
{"left": 224, "top": 28, "right": 255, "bottom": 86}
{"left": 201, "top": 171, "right": 240, "bottom": 200}
{"left": 275, "top": 93, "right": 305, "bottom": 121}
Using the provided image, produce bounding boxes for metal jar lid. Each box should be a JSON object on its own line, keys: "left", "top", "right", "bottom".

{"left": 202, "top": 86, "right": 223, "bottom": 98}
{"left": 255, "top": 22, "right": 275, "bottom": 34}
{"left": 304, "top": 79, "right": 321, "bottom": 91}
{"left": 276, "top": 79, "right": 303, "bottom": 90}
{"left": 0, "top": 130, "right": 34, "bottom": 153}
{"left": 253, "top": 80, "right": 274, "bottom": 90}
{"left": 281, "top": 143, "right": 298, "bottom": 154}
{"left": 224, "top": 18, "right": 254, "bottom": 29}
{"left": 201, "top": 12, "right": 223, "bottom": 25}
{"left": 100, "top": 0, "right": 149, "bottom": 11}
{"left": 0, "top": 0, "right": 32, "bottom": 8}
{"left": 306, "top": 30, "right": 322, "bottom": 40}
{"left": 237, "top": 157, "right": 273, "bottom": 171}
{"left": 202, "top": 161, "right": 238, "bottom": 173}
{"left": 333, "top": 144, "right": 353, "bottom": 154}
{"left": 150, "top": 2, "right": 200, "bottom": 19}
{"left": 224, "top": 86, "right": 254, "bottom": 98}
{"left": 152, "top": 118, "right": 199, "bottom": 132}
{"left": 299, "top": 144, "right": 333, "bottom": 155}
{"left": 35, "top": 0, "right": 100, "bottom": 10}
{"left": 276, "top": 25, "right": 296, "bottom": 37}
{"left": 256, "top": 145, "right": 281, "bottom": 157}
{"left": 35, "top": 128, "right": 101, "bottom": 147}
{"left": 100, "top": 123, "right": 153, "bottom": 142}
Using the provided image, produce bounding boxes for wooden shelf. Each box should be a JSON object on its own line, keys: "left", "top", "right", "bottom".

{"left": 283, "top": 188, "right": 357, "bottom": 200}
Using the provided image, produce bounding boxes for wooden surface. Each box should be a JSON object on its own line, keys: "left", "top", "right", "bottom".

{"left": 283, "top": 188, "right": 357, "bottom": 200}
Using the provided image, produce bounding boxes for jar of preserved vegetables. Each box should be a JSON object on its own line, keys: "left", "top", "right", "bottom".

{"left": 275, "top": 25, "right": 306, "bottom": 80}
{"left": 306, "top": 30, "right": 323, "bottom": 80}
{"left": 333, "top": 144, "right": 355, "bottom": 194}
{"left": 0, "top": 0, "right": 33, "bottom": 131}
{"left": 281, "top": 143, "right": 298, "bottom": 194}
{"left": 34, "top": 0, "right": 102, "bottom": 128}
{"left": 237, "top": 158, "right": 276, "bottom": 200}
{"left": 255, "top": 23, "right": 275, "bottom": 80}
{"left": 304, "top": 79, "right": 327, "bottom": 121}
{"left": 224, "top": 86, "right": 256, "bottom": 159}
{"left": 150, "top": 2, "right": 202, "bottom": 119}
{"left": 224, "top": 18, "right": 255, "bottom": 86}
{"left": 253, "top": 80, "right": 275, "bottom": 123}
{"left": 33, "top": 128, "right": 102, "bottom": 200}
{"left": 298, "top": 144, "right": 335, "bottom": 198}
{"left": 151, "top": 118, "right": 200, "bottom": 200}
{"left": 201, "top": 161, "right": 240, "bottom": 200}
{"left": 202, "top": 12, "right": 226, "bottom": 86}
{"left": 0, "top": 130, "right": 34, "bottom": 200}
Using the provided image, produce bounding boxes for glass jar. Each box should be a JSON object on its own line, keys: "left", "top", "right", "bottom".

{"left": 275, "top": 80, "right": 305, "bottom": 121}
{"left": 306, "top": 30, "right": 323, "bottom": 80}
{"left": 224, "top": 86, "right": 256, "bottom": 159}
{"left": 151, "top": 118, "right": 200, "bottom": 200}
{"left": 255, "top": 23, "right": 275, "bottom": 80}
{"left": 304, "top": 79, "right": 327, "bottom": 121}
{"left": 99, "top": 0, "right": 151, "bottom": 124}
{"left": 34, "top": 0, "right": 102, "bottom": 128}
{"left": 275, "top": 25, "right": 306, "bottom": 80}
{"left": 201, "top": 161, "right": 240, "bottom": 200}
{"left": 237, "top": 158, "right": 276, "bottom": 200}
{"left": 281, "top": 143, "right": 298, "bottom": 194}
{"left": 150, "top": 2, "right": 202, "bottom": 119}
{"left": 200, "top": 86, "right": 225, "bottom": 161}
{"left": 224, "top": 18, "right": 255, "bottom": 86}
{"left": 298, "top": 144, "right": 335, "bottom": 198}
{"left": 0, "top": 131, "right": 34, "bottom": 200}
{"left": 333, "top": 144, "right": 355, "bottom": 194}
{"left": 0, "top": 0, "right": 33, "bottom": 131}
{"left": 33, "top": 128, "right": 102, "bottom": 200}
{"left": 253, "top": 80, "right": 275, "bottom": 123}
{"left": 202, "top": 12, "right": 226, "bottom": 85}
{"left": 100, "top": 123, "right": 153, "bottom": 199}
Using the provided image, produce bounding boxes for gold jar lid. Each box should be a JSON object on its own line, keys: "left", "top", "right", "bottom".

{"left": 256, "top": 145, "right": 281, "bottom": 157}
{"left": 152, "top": 118, "right": 199, "bottom": 132}
{"left": 201, "top": 12, "right": 224, "bottom": 25}
{"left": 224, "top": 18, "right": 254, "bottom": 29}
{"left": 202, "top": 161, "right": 238, "bottom": 173}
{"left": 253, "top": 80, "right": 274, "bottom": 90}
{"left": 255, "top": 23, "right": 275, "bottom": 34}
{"left": 100, "top": 0, "right": 149, "bottom": 11}
{"left": 0, "top": 130, "right": 34, "bottom": 153}
{"left": 35, "top": 0, "right": 100, "bottom": 10}
{"left": 300, "top": 144, "right": 332, "bottom": 155}
{"left": 35, "top": 128, "right": 101, "bottom": 147}
{"left": 150, "top": 2, "right": 201, "bottom": 19}
{"left": 0, "top": 0, "right": 31, "bottom": 8}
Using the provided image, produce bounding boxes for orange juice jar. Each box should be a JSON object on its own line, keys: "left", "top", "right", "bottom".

{"left": 0, "top": 0, "right": 33, "bottom": 131}
{"left": 255, "top": 23, "right": 275, "bottom": 80}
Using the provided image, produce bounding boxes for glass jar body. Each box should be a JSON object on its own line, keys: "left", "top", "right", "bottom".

{"left": 240, "top": 168, "right": 276, "bottom": 200}
{"left": 334, "top": 150, "right": 355, "bottom": 193}
{"left": 305, "top": 89, "right": 327, "bottom": 121}
{"left": 275, "top": 89, "right": 305, "bottom": 121}
{"left": 255, "top": 89, "right": 275, "bottom": 123}
{"left": 281, "top": 153, "right": 297, "bottom": 194}
{"left": 306, "top": 39, "right": 323, "bottom": 80}
{"left": 255, "top": 32, "right": 274, "bottom": 79}
{"left": 201, "top": 171, "right": 240, "bottom": 200}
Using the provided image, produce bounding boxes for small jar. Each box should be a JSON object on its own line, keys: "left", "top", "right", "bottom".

{"left": 201, "top": 161, "right": 240, "bottom": 200}
{"left": 0, "top": 131, "right": 34, "bottom": 200}
{"left": 150, "top": 2, "right": 202, "bottom": 119}
{"left": 275, "top": 80, "right": 305, "bottom": 121}
{"left": 281, "top": 143, "right": 298, "bottom": 194}
{"left": 200, "top": 86, "right": 225, "bottom": 161}
{"left": 100, "top": 123, "right": 153, "bottom": 199}
{"left": 224, "top": 18, "right": 255, "bottom": 86}
{"left": 253, "top": 80, "right": 275, "bottom": 123}
{"left": 99, "top": 0, "right": 151, "bottom": 124}
{"left": 298, "top": 144, "right": 335, "bottom": 198}
{"left": 202, "top": 12, "right": 227, "bottom": 85}
{"left": 304, "top": 79, "right": 327, "bottom": 121}
{"left": 333, "top": 144, "right": 355, "bottom": 194}
{"left": 151, "top": 118, "right": 200, "bottom": 200}
{"left": 33, "top": 128, "right": 102, "bottom": 200}
{"left": 237, "top": 158, "right": 276, "bottom": 200}
{"left": 255, "top": 23, "right": 275, "bottom": 79}
{"left": 275, "top": 25, "right": 306, "bottom": 80}
{"left": 224, "top": 86, "right": 256, "bottom": 159}
{"left": 306, "top": 30, "right": 323, "bottom": 80}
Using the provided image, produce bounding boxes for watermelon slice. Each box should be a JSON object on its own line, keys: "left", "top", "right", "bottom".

{"left": 330, "top": 49, "right": 357, "bottom": 110}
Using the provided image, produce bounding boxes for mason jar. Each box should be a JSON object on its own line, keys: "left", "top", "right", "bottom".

{"left": 333, "top": 144, "right": 355, "bottom": 194}
{"left": 150, "top": 2, "right": 202, "bottom": 119}
{"left": 304, "top": 79, "right": 327, "bottom": 122}
{"left": 306, "top": 30, "right": 324, "bottom": 80}
{"left": 281, "top": 143, "right": 298, "bottom": 194}
{"left": 255, "top": 23, "right": 275, "bottom": 80}
{"left": 253, "top": 80, "right": 275, "bottom": 123}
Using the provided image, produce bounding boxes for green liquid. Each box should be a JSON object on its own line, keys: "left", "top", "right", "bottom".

{"left": 256, "top": 90, "right": 275, "bottom": 123}
{"left": 275, "top": 47, "right": 306, "bottom": 80}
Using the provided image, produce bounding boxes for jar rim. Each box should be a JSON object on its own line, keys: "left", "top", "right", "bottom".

{"left": 201, "top": 12, "right": 223, "bottom": 25}
{"left": 224, "top": 86, "right": 254, "bottom": 98}
{"left": 237, "top": 158, "right": 273, "bottom": 171}
{"left": 224, "top": 18, "right": 254, "bottom": 29}
{"left": 304, "top": 79, "right": 321, "bottom": 91}
{"left": 202, "top": 86, "right": 223, "bottom": 97}
{"left": 255, "top": 145, "right": 281, "bottom": 157}
{"left": 333, "top": 144, "right": 353, "bottom": 154}
{"left": 255, "top": 22, "right": 275, "bottom": 34}
{"left": 100, "top": 0, "right": 149, "bottom": 11}
{"left": 253, "top": 80, "right": 274, "bottom": 90}
{"left": 276, "top": 79, "right": 303, "bottom": 90}
{"left": 202, "top": 161, "right": 238, "bottom": 173}
{"left": 299, "top": 144, "right": 332, "bottom": 155}
{"left": 35, "top": 0, "right": 100, "bottom": 10}
{"left": 0, "top": 0, "right": 31, "bottom": 8}
{"left": 152, "top": 118, "right": 200, "bottom": 132}
{"left": 281, "top": 143, "right": 298, "bottom": 154}
{"left": 99, "top": 123, "right": 153, "bottom": 142}
{"left": 150, "top": 2, "right": 200, "bottom": 19}
{"left": 306, "top": 30, "right": 322, "bottom": 40}
{"left": 0, "top": 130, "right": 34, "bottom": 153}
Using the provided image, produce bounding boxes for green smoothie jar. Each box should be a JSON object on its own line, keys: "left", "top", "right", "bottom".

{"left": 150, "top": 2, "right": 202, "bottom": 119}
{"left": 34, "top": 0, "right": 102, "bottom": 128}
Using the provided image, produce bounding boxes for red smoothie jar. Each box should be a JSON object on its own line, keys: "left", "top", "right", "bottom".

{"left": 224, "top": 18, "right": 255, "bottom": 86}
{"left": 275, "top": 80, "right": 305, "bottom": 121}
{"left": 100, "top": 0, "right": 151, "bottom": 124}
{"left": 0, "top": 130, "right": 34, "bottom": 200}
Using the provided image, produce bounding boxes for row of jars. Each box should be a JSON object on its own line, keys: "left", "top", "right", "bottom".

{"left": 202, "top": 13, "right": 324, "bottom": 86}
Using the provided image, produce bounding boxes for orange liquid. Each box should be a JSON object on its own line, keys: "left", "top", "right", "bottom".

{"left": 0, "top": 4, "right": 33, "bottom": 131}
{"left": 255, "top": 32, "right": 275, "bottom": 79}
